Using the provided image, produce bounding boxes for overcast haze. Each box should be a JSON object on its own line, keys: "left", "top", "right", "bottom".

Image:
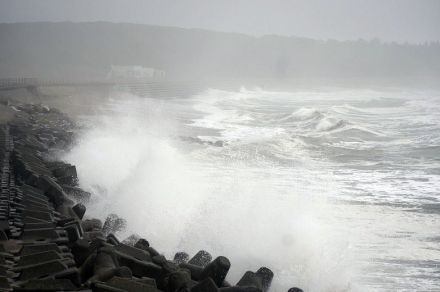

{"left": 1, "top": 2, "right": 440, "bottom": 291}
{"left": 0, "top": 0, "right": 439, "bottom": 43}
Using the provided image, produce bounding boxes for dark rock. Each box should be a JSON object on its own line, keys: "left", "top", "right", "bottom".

{"left": 20, "top": 243, "right": 62, "bottom": 256}
{"left": 235, "top": 268, "right": 273, "bottom": 292}
{"left": 94, "top": 247, "right": 117, "bottom": 275}
{"left": 58, "top": 198, "right": 77, "bottom": 216}
{"left": 220, "top": 287, "right": 262, "bottom": 292}
{"left": 0, "top": 276, "right": 9, "bottom": 290}
{"left": 135, "top": 238, "right": 150, "bottom": 249}
{"left": 287, "top": 288, "right": 304, "bottom": 292}
{"left": 62, "top": 185, "right": 92, "bottom": 202}
{"left": 50, "top": 267, "right": 81, "bottom": 287}
{"left": 15, "top": 279, "right": 76, "bottom": 291}
{"left": 0, "top": 230, "right": 7, "bottom": 241}
{"left": 90, "top": 236, "right": 110, "bottom": 250}
{"left": 22, "top": 209, "right": 53, "bottom": 221}
{"left": 191, "top": 278, "right": 219, "bottom": 292}
{"left": 236, "top": 271, "right": 262, "bottom": 290}
{"left": 17, "top": 259, "right": 68, "bottom": 281}
{"left": 179, "top": 263, "right": 203, "bottom": 280}
{"left": 17, "top": 250, "right": 62, "bottom": 266}
{"left": 256, "top": 267, "right": 273, "bottom": 292}
{"left": 200, "top": 256, "right": 230, "bottom": 286}
{"left": 147, "top": 246, "right": 160, "bottom": 257}
{"left": 36, "top": 175, "right": 68, "bottom": 207}
{"left": 221, "top": 280, "right": 232, "bottom": 288}
{"left": 63, "top": 220, "right": 84, "bottom": 243}
{"left": 102, "top": 214, "right": 126, "bottom": 235}
{"left": 107, "top": 276, "right": 158, "bottom": 292}
{"left": 79, "top": 252, "right": 97, "bottom": 282}
{"left": 188, "top": 250, "right": 212, "bottom": 267}
{"left": 107, "top": 233, "right": 121, "bottom": 245}
{"left": 152, "top": 255, "right": 178, "bottom": 276}
{"left": 57, "top": 175, "right": 79, "bottom": 186}
{"left": 22, "top": 183, "right": 47, "bottom": 198}
{"left": 152, "top": 255, "right": 167, "bottom": 265}
{"left": 93, "top": 282, "right": 127, "bottom": 292}
{"left": 167, "top": 270, "right": 191, "bottom": 292}
{"left": 52, "top": 163, "right": 77, "bottom": 179}
{"left": 82, "top": 218, "right": 103, "bottom": 232}
{"left": 24, "top": 222, "right": 55, "bottom": 229}
{"left": 85, "top": 245, "right": 131, "bottom": 284}
{"left": 134, "top": 238, "right": 160, "bottom": 257}
{"left": 137, "top": 277, "right": 157, "bottom": 287}
{"left": 115, "top": 251, "right": 162, "bottom": 279}
{"left": 173, "top": 252, "right": 189, "bottom": 264}
{"left": 72, "top": 203, "right": 86, "bottom": 219}
{"left": 87, "top": 267, "right": 132, "bottom": 285}
{"left": 115, "top": 243, "right": 152, "bottom": 262}
{"left": 72, "top": 238, "right": 93, "bottom": 266}
{"left": 122, "top": 234, "right": 141, "bottom": 246}
{"left": 84, "top": 230, "right": 106, "bottom": 241}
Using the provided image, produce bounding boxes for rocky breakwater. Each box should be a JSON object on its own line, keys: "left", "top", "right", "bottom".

{"left": 0, "top": 101, "right": 304, "bottom": 292}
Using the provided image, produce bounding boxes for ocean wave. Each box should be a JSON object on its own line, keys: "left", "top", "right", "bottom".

{"left": 268, "top": 107, "right": 348, "bottom": 134}
{"left": 331, "top": 126, "right": 385, "bottom": 139}
{"left": 315, "top": 117, "right": 347, "bottom": 132}
{"left": 283, "top": 107, "right": 324, "bottom": 121}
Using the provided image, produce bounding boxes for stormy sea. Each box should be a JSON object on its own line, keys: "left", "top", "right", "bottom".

{"left": 63, "top": 87, "right": 440, "bottom": 292}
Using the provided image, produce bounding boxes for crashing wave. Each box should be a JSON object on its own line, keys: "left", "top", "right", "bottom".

{"left": 315, "top": 117, "right": 347, "bottom": 131}
{"left": 282, "top": 107, "right": 323, "bottom": 121}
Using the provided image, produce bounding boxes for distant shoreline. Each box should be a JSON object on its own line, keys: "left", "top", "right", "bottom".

{"left": 1, "top": 22, "right": 439, "bottom": 82}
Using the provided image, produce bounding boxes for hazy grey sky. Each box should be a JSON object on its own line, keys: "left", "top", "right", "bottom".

{"left": 1, "top": 0, "right": 439, "bottom": 43}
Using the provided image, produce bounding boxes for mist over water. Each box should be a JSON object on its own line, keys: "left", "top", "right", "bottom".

{"left": 1, "top": 1, "right": 439, "bottom": 291}
{"left": 64, "top": 88, "right": 440, "bottom": 292}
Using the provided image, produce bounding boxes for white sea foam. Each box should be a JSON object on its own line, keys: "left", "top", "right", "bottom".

{"left": 288, "top": 107, "right": 322, "bottom": 121}
{"left": 64, "top": 91, "right": 359, "bottom": 292}
{"left": 64, "top": 88, "right": 440, "bottom": 292}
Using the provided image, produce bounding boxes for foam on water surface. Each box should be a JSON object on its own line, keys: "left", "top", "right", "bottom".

{"left": 65, "top": 88, "right": 440, "bottom": 292}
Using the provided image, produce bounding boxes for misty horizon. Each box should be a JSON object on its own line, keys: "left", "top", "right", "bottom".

{"left": 1, "top": 22, "right": 439, "bottom": 83}
{"left": 0, "top": 2, "right": 439, "bottom": 292}
{"left": 1, "top": 0, "right": 440, "bottom": 44}
{"left": 2, "top": 20, "right": 440, "bottom": 46}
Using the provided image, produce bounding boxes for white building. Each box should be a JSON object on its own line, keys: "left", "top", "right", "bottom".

{"left": 107, "top": 65, "right": 165, "bottom": 80}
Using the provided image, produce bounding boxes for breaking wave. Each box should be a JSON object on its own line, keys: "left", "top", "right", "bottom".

{"left": 64, "top": 87, "right": 440, "bottom": 292}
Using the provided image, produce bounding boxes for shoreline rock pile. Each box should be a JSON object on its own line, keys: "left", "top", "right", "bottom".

{"left": 0, "top": 102, "right": 304, "bottom": 292}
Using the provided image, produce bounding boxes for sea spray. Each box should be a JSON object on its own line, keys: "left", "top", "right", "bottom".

{"left": 64, "top": 93, "right": 206, "bottom": 252}
{"left": 65, "top": 90, "right": 364, "bottom": 291}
